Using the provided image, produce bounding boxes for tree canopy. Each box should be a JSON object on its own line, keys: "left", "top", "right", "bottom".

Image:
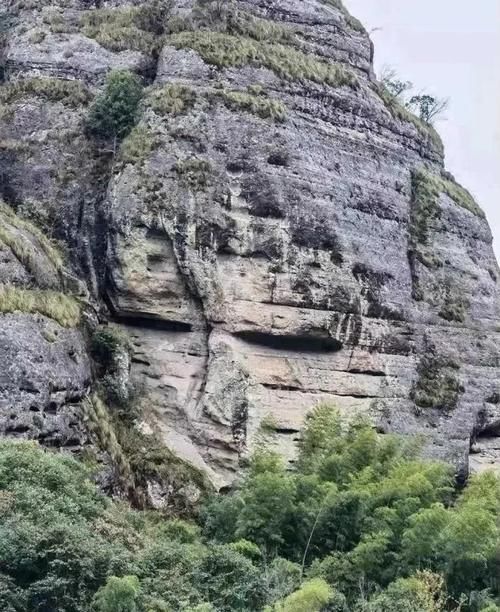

{"left": 0, "top": 405, "right": 499, "bottom": 611}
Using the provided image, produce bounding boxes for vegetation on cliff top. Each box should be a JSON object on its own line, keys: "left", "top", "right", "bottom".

{"left": 0, "top": 406, "right": 499, "bottom": 611}
{"left": 376, "top": 83, "right": 445, "bottom": 154}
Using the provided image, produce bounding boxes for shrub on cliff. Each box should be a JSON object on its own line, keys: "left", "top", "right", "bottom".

{"left": 86, "top": 70, "right": 143, "bottom": 152}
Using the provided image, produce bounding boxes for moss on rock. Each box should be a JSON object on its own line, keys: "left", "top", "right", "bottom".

{"left": 412, "top": 355, "right": 463, "bottom": 412}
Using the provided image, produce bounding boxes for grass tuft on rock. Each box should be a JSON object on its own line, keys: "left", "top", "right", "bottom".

{"left": 437, "top": 172, "right": 484, "bottom": 217}
{"left": 227, "top": 10, "right": 295, "bottom": 43}
{"left": 146, "top": 83, "right": 197, "bottom": 116}
{"left": 81, "top": 1, "right": 173, "bottom": 54}
{"left": 0, "top": 285, "right": 80, "bottom": 327}
{"left": 211, "top": 88, "right": 287, "bottom": 122}
{"left": 82, "top": 394, "right": 134, "bottom": 491}
{"left": 438, "top": 285, "right": 469, "bottom": 323}
{"left": 0, "top": 201, "right": 64, "bottom": 273}
{"left": 411, "top": 168, "right": 484, "bottom": 221}
{"left": 0, "top": 77, "right": 91, "bottom": 107}
{"left": 169, "top": 31, "right": 358, "bottom": 88}
{"left": 320, "top": 0, "right": 365, "bottom": 32}
{"left": 80, "top": 7, "right": 156, "bottom": 54}
{"left": 410, "top": 169, "right": 441, "bottom": 247}
{"left": 119, "top": 125, "right": 157, "bottom": 166}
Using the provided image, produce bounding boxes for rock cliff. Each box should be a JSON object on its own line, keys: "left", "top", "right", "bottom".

{"left": 1, "top": 0, "right": 499, "bottom": 489}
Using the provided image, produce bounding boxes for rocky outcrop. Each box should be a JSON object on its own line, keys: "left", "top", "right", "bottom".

{"left": 0, "top": 203, "right": 91, "bottom": 449}
{"left": 1, "top": 0, "right": 499, "bottom": 486}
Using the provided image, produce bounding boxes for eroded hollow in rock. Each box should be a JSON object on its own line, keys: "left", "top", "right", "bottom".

{"left": 234, "top": 331, "right": 342, "bottom": 352}
{"left": 469, "top": 412, "right": 500, "bottom": 475}
{"left": 112, "top": 313, "right": 193, "bottom": 332}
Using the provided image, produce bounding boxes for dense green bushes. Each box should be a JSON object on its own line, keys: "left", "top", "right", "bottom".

{"left": 0, "top": 441, "right": 129, "bottom": 612}
{"left": 202, "top": 406, "right": 500, "bottom": 610}
{"left": 1, "top": 406, "right": 499, "bottom": 611}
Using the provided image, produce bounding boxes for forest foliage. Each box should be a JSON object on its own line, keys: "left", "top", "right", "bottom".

{"left": 0, "top": 406, "right": 499, "bottom": 611}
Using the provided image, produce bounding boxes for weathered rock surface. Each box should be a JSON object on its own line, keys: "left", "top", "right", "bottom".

{"left": 1, "top": 0, "right": 499, "bottom": 485}
{"left": 0, "top": 204, "right": 91, "bottom": 448}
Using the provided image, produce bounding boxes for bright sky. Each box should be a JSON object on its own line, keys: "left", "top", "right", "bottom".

{"left": 344, "top": 0, "right": 500, "bottom": 258}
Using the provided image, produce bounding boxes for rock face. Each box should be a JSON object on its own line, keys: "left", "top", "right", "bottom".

{"left": 0, "top": 203, "right": 91, "bottom": 449}
{"left": 1, "top": 0, "right": 499, "bottom": 485}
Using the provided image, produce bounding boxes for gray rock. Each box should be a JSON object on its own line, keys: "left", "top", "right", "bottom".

{"left": 0, "top": 314, "right": 90, "bottom": 448}
{"left": 0, "top": 206, "right": 91, "bottom": 448}
{"left": 1, "top": 0, "right": 499, "bottom": 485}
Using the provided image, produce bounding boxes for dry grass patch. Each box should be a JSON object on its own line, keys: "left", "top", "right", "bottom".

{"left": 80, "top": 7, "right": 156, "bottom": 54}
{"left": 212, "top": 88, "right": 287, "bottom": 122}
{"left": 146, "top": 83, "right": 197, "bottom": 116}
{"left": 0, "top": 285, "right": 80, "bottom": 327}
{"left": 0, "top": 202, "right": 64, "bottom": 273}
{"left": 0, "top": 77, "right": 91, "bottom": 107}
{"left": 169, "top": 31, "right": 357, "bottom": 88}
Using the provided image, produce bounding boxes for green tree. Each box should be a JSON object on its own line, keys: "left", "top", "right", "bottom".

{"left": 235, "top": 452, "right": 296, "bottom": 553}
{"left": 86, "top": 70, "right": 143, "bottom": 151}
{"left": 266, "top": 578, "right": 334, "bottom": 612}
{"left": 402, "top": 503, "right": 450, "bottom": 568}
{"left": 363, "top": 572, "right": 447, "bottom": 612}
{"left": 92, "top": 576, "right": 141, "bottom": 612}
{"left": 0, "top": 441, "right": 134, "bottom": 612}
{"left": 380, "top": 66, "right": 413, "bottom": 101}
{"left": 407, "top": 94, "right": 448, "bottom": 124}
{"left": 193, "top": 545, "right": 262, "bottom": 611}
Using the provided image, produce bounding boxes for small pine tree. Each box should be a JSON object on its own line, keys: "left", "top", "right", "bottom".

{"left": 86, "top": 70, "right": 143, "bottom": 152}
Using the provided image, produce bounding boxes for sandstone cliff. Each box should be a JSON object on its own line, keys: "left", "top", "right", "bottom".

{"left": 1, "top": 0, "right": 499, "bottom": 491}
